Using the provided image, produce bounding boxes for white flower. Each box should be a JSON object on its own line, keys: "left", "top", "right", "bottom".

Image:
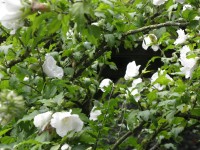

{"left": 33, "top": 111, "right": 53, "bottom": 131}
{"left": 99, "top": 78, "right": 113, "bottom": 92}
{"left": 153, "top": 0, "right": 168, "bottom": 6}
{"left": 179, "top": 46, "right": 198, "bottom": 78}
{"left": 132, "top": 78, "right": 142, "bottom": 88}
{"left": 0, "top": 73, "right": 3, "bottom": 80}
{"left": 0, "top": 0, "right": 24, "bottom": 34}
{"left": 174, "top": 29, "right": 188, "bottom": 45}
{"left": 0, "top": 44, "right": 12, "bottom": 54}
{"left": 142, "top": 34, "right": 159, "bottom": 51}
{"left": 126, "top": 87, "right": 140, "bottom": 102}
{"left": 194, "top": 16, "right": 200, "bottom": 21}
{"left": 151, "top": 70, "right": 173, "bottom": 91}
{"left": 50, "top": 110, "right": 83, "bottom": 137}
{"left": 182, "top": 4, "right": 193, "bottom": 11}
{"left": 124, "top": 61, "right": 141, "bottom": 80}
{"left": 42, "top": 55, "right": 64, "bottom": 79}
{"left": 89, "top": 106, "right": 101, "bottom": 121}
{"left": 66, "top": 29, "right": 74, "bottom": 39}
{"left": 61, "top": 144, "right": 71, "bottom": 150}
{"left": 175, "top": 0, "right": 185, "bottom": 4}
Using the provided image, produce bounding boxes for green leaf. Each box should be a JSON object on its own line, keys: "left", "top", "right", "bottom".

{"left": 171, "top": 126, "right": 184, "bottom": 138}
{"left": 17, "top": 111, "right": 39, "bottom": 124}
{"left": 104, "top": 34, "right": 115, "bottom": 47}
{"left": 0, "top": 128, "right": 12, "bottom": 137}
{"left": 35, "top": 132, "right": 51, "bottom": 143}
{"left": 0, "top": 136, "right": 15, "bottom": 144}
{"left": 138, "top": 110, "right": 151, "bottom": 121}
{"left": 50, "top": 145, "right": 60, "bottom": 150}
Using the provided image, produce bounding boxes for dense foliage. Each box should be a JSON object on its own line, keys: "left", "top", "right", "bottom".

{"left": 0, "top": 0, "right": 200, "bottom": 149}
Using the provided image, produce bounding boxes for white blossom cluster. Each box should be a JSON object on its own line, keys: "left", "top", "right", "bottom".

{"left": 179, "top": 46, "right": 198, "bottom": 78}
{"left": 174, "top": 29, "right": 199, "bottom": 78}
{"left": 33, "top": 110, "right": 84, "bottom": 137}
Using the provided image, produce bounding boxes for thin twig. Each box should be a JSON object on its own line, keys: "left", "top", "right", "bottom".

{"left": 122, "top": 21, "right": 189, "bottom": 37}
{"left": 175, "top": 113, "right": 200, "bottom": 121}
{"left": 21, "top": 82, "right": 40, "bottom": 93}
{"left": 6, "top": 48, "right": 31, "bottom": 68}
{"left": 111, "top": 121, "right": 145, "bottom": 150}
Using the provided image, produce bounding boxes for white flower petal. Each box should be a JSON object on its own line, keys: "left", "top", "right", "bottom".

{"left": 174, "top": 29, "right": 188, "bottom": 45}
{"left": 99, "top": 78, "right": 113, "bottom": 92}
{"left": 176, "top": 0, "right": 185, "bottom": 4}
{"left": 89, "top": 106, "right": 101, "bottom": 121}
{"left": 132, "top": 78, "right": 142, "bottom": 88}
{"left": 124, "top": 61, "right": 141, "bottom": 80}
{"left": 33, "top": 111, "right": 53, "bottom": 131}
{"left": 0, "top": 0, "right": 24, "bottom": 34}
{"left": 0, "top": 44, "right": 12, "bottom": 54}
{"left": 126, "top": 87, "right": 140, "bottom": 102}
{"left": 61, "top": 144, "right": 72, "bottom": 150}
{"left": 42, "top": 55, "right": 64, "bottom": 79}
{"left": 153, "top": 0, "right": 168, "bottom": 6}
{"left": 151, "top": 70, "right": 173, "bottom": 91}
{"left": 183, "top": 4, "right": 193, "bottom": 11}
{"left": 179, "top": 46, "right": 198, "bottom": 78}
{"left": 50, "top": 111, "right": 83, "bottom": 137}
{"left": 142, "top": 34, "right": 159, "bottom": 51}
{"left": 151, "top": 45, "right": 159, "bottom": 51}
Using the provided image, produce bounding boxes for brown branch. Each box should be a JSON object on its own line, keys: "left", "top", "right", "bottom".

{"left": 122, "top": 21, "right": 189, "bottom": 37}
{"left": 6, "top": 48, "right": 31, "bottom": 68}
{"left": 142, "top": 123, "right": 168, "bottom": 150}
{"left": 175, "top": 113, "right": 200, "bottom": 121}
{"left": 111, "top": 121, "right": 145, "bottom": 150}
{"left": 74, "top": 45, "right": 109, "bottom": 78}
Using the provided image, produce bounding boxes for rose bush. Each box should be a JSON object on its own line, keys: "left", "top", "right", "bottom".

{"left": 0, "top": 0, "right": 199, "bottom": 149}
